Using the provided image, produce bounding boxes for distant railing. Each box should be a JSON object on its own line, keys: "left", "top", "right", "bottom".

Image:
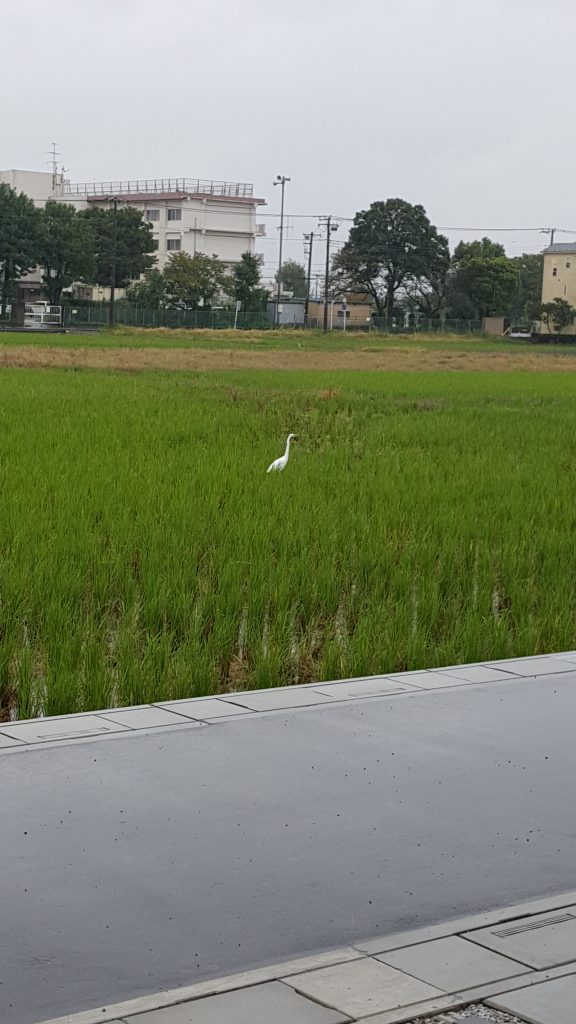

{"left": 370, "top": 317, "right": 484, "bottom": 334}
{"left": 64, "top": 178, "right": 254, "bottom": 199}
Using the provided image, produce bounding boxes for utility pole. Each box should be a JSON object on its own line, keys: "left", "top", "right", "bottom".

{"left": 541, "top": 227, "right": 556, "bottom": 246}
{"left": 304, "top": 232, "right": 314, "bottom": 324}
{"left": 108, "top": 197, "right": 119, "bottom": 329}
{"left": 273, "top": 175, "right": 290, "bottom": 325}
{"left": 319, "top": 216, "right": 339, "bottom": 332}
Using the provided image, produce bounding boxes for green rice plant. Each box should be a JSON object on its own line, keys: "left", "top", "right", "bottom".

{"left": 0, "top": 366, "right": 576, "bottom": 719}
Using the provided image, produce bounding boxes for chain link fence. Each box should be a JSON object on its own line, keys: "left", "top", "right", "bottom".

{"left": 62, "top": 304, "right": 271, "bottom": 330}
{"left": 0, "top": 301, "right": 491, "bottom": 336}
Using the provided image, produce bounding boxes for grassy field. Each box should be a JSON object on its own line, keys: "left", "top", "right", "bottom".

{"left": 2, "top": 325, "right": 576, "bottom": 355}
{"left": 1, "top": 363, "right": 576, "bottom": 720}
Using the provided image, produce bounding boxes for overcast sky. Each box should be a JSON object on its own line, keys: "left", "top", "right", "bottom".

{"left": 3, "top": 0, "right": 575, "bottom": 281}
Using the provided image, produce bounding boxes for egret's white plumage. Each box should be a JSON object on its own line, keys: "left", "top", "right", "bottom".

{"left": 267, "top": 433, "right": 297, "bottom": 473}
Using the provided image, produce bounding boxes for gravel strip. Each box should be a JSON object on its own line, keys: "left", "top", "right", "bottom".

{"left": 407, "top": 1005, "right": 528, "bottom": 1023}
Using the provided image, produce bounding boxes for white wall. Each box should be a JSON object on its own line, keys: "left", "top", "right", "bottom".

{"left": 91, "top": 195, "right": 258, "bottom": 268}
{"left": 0, "top": 169, "right": 63, "bottom": 206}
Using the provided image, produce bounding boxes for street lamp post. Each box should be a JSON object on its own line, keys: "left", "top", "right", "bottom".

{"left": 273, "top": 175, "right": 290, "bottom": 326}
{"left": 304, "top": 232, "right": 314, "bottom": 325}
{"left": 108, "top": 196, "right": 119, "bottom": 329}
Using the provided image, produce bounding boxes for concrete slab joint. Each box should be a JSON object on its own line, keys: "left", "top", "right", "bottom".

{"left": 2, "top": 649, "right": 576, "bottom": 751}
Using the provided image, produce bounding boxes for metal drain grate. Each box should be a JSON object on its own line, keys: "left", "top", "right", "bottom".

{"left": 493, "top": 911, "right": 576, "bottom": 937}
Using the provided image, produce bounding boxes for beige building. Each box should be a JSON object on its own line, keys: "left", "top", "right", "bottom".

{"left": 541, "top": 243, "right": 576, "bottom": 332}
{"left": 307, "top": 297, "right": 374, "bottom": 329}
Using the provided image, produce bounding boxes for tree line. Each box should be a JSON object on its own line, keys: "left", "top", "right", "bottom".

{"left": 128, "top": 252, "right": 268, "bottom": 312}
{"left": 0, "top": 184, "right": 560, "bottom": 325}
{"left": 274, "top": 200, "right": 549, "bottom": 325}
{"left": 0, "top": 183, "right": 270, "bottom": 314}
{"left": 331, "top": 199, "right": 546, "bottom": 323}
{"left": 0, "top": 184, "right": 155, "bottom": 311}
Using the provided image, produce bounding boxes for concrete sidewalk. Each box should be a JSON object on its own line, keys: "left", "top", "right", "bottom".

{"left": 2, "top": 652, "right": 576, "bottom": 1024}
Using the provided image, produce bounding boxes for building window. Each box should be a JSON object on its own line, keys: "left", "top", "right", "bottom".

{"left": 167, "top": 209, "right": 182, "bottom": 221}
{"left": 146, "top": 209, "right": 159, "bottom": 221}
{"left": 166, "top": 238, "right": 181, "bottom": 251}
{"left": 552, "top": 267, "right": 557, "bottom": 276}
{"left": 567, "top": 261, "right": 571, "bottom": 269}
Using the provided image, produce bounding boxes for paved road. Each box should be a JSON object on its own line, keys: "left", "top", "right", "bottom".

{"left": 2, "top": 675, "right": 576, "bottom": 1023}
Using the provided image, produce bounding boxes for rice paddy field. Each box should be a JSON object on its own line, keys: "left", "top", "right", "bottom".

{"left": 2, "top": 333, "right": 576, "bottom": 720}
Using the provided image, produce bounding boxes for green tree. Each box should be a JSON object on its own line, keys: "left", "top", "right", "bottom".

{"left": 231, "top": 253, "right": 267, "bottom": 311}
{"left": 405, "top": 235, "right": 452, "bottom": 318}
{"left": 38, "top": 201, "right": 95, "bottom": 304}
{"left": 453, "top": 238, "right": 506, "bottom": 261}
{"left": 163, "top": 252, "right": 227, "bottom": 309}
{"left": 0, "top": 184, "right": 42, "bottom": 312}
{"left": 82, "top": 206, "right": 155, "bottom": 289}
{"left": 275, "top": 259, "right": 307, "bottom": 297}
{"left": 333, "top": 199, "right": 449, "bottom": 318}
{"left": 539, "top": 297, "right": 576, "bottom": 334}
{"left": 510, "top": 253, "right": 543, "bottom": 321}
{"left": 447, "top": 237, "right": 517, "bottom": 319}
{"left": 126, "top": 268, "right": 167, "bottom": 309}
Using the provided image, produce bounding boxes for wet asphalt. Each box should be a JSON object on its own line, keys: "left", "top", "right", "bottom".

{"left": 2, "top": 673, "right": 575, "bottom": 1023}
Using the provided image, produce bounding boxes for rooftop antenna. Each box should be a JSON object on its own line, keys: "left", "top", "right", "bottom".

{"left": 47, "top": 142, "right": 61, "bottom": 187}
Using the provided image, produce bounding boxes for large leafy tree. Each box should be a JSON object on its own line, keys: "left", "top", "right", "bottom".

{"left": 0, "top": 184, "right": 42, "bottom": 312}
{"left": 163, "top": 252, "right": 227, "bottom": 309}
{"left": 404, "top": 236, "right": 452, "bottom": 318}
{"left": 333, "top": 199, "right": 449, "bottom": 318}
{"left": 275, "top": 259, "right": 307, "bottom": 297}
{"left": 231, "top": 253, "right": 267, "bottom": 312}
{"left": 81, "top": 206, "right": 155, "bottom": 288}
{"left": 447, "top": 237, "right": 517, "bottom": 319}
{"left": 39, "top": 201, "right": 95, "bottom": 303}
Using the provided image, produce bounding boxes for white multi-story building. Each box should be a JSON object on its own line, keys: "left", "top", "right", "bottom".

{"left": 0, "top": 169, "right": 266, "bottom": 296}
{"left": 63, "top": 176, "right": 266, "bottom": 269}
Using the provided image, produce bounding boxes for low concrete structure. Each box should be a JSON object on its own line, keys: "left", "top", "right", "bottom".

{"left": 482, "top": 315, "right": 511, "bottom": 336}
{"left": 267, "top": 298, "right": 306, "bottom": 325}
{"left": 307, "top": 299, "right": 373, "bottom": 330}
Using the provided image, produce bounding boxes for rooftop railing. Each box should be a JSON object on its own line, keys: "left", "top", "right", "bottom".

{"left": 63, "top": 178, "right": 254, "bottom": 198}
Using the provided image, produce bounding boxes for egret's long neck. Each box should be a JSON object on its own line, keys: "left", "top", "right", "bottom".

{"left": 284, "top": 437, "right": 292, "bottom": 456}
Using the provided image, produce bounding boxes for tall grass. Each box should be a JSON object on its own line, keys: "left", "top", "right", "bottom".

{"left": 1, "top": 366, "right": 576, "bottom": 719}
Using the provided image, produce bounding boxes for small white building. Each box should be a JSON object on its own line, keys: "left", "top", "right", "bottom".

{"left": 0, "top": 169, "right": 266, "bottom": 297}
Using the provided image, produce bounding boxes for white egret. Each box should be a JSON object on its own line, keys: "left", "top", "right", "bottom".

{"left": 267, "top": 434, "right": 297, "bottom": 473}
